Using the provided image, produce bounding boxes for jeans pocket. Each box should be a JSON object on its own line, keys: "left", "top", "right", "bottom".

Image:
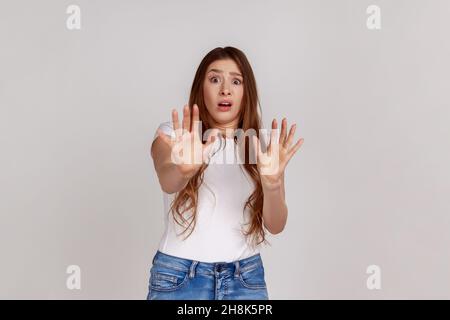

{"left": 149, "top": 265, "right": 189, "bottom": 292}
{"left": 238, "top": 264, "right": 267, "bottom": 289}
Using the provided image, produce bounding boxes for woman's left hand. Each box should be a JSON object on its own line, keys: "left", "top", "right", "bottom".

{"left": 252, "top": 118, "right": 304, "bottom": 189}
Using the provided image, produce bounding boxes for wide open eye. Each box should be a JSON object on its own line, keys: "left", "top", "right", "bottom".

{"left": 210, "top": 76, "right": 220, "bottom": 83}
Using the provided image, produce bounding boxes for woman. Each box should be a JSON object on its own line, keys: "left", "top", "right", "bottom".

{"left": 148, "top": 46, "right": 304, "bottom": 300}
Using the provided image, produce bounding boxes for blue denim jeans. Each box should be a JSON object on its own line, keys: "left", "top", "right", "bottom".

{"left": 146, "top": 250, "right": 269, "bottom": 300}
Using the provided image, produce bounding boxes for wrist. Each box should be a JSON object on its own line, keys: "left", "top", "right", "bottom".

{"left": 261, "top": 179, "right": 282, "bottom": 192}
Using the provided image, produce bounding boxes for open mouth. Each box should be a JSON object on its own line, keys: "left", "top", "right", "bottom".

{"left": 217, "top": 99, "right": 233, "bottom": 111}
{"left": 217, "top": 101, "right": 232, "bottom": 112}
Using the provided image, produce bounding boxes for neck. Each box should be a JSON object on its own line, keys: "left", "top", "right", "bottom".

{"left": 211, "top": 119, "right": 239, "bottom": 139}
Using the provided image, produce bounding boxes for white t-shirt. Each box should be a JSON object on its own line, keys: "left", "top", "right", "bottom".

{"left": 152, "top": 121, "right": 262, "bottom": 263}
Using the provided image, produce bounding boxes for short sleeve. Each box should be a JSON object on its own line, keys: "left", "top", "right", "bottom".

{"left": 153, "top": 121, "right": 175, "bottom": 141}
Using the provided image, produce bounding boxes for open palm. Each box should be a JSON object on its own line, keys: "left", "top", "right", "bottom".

{"left": 157, "top": 104, "right": 217, "bottom": 179}
{"left": 253, "top": 118, "right": 304, "bottom": 188}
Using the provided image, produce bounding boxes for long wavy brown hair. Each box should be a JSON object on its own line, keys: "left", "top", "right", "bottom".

{"left": 169, "top": 46, "right": 269, "bottom": 248}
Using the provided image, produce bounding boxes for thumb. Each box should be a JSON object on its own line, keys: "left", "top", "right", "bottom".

{"left": 204, "top": 133, "right": 216, "bottom": 148}
{"left": 202, "top": 134, "right": 217, "bottom": 163}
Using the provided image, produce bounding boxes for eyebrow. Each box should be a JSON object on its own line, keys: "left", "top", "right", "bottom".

{"left": 207, "top": 68, "right": 243, "bottom": 77}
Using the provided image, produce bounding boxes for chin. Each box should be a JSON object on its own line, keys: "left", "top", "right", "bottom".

{"left": 206, "top": 106, "right": 239, "bottom": 124}
{"left": 212, "top": 113, "right": 236, "bottom": 123}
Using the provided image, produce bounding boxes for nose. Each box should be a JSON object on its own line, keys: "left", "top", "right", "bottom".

{"left": 220, "top": 84, "right": 231, "bottom": 96}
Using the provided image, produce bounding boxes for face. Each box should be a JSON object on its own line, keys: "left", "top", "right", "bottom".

{"left": 203, "top": 59, "right": 244, "bottom": 130}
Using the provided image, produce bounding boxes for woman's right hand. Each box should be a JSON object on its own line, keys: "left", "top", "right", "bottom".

{"left": 156, "top": 104, "right": 217, "bottom": 179}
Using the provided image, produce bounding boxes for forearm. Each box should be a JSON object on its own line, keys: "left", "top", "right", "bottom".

{"left": 156, "top": 162, "right": 191, "bottom": 194}
{"left": 262, "top": 177, "right": 288, "bottom": 234}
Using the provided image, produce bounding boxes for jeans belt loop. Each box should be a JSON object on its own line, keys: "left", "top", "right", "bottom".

{"left": 234, "top": 261, "right": 240, "bottom": 278}
{"left": 189, "top": 261, "right": 198, "bottom": 279}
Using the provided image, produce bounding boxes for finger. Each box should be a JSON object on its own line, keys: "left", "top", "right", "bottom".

{"left": 269, "top": 119, "right": 278, "bottom": 156}
{"left": 252, "top": 135, "right": 260, "bottom": 165}
{"left": 182, "top": 104, "right": 190, "bottom": 133}
{"left": 202, "top": 144, "right": 213, "bottom": 163}
{"left": 267, "top": 119, "right": 276, "bottom": 154}
{"left": 204, "top": 130, "right": 216, "bottom": 148}
{"left": 172, "top": 109, "right": 180, "bottom": 139}
{"left": 285, "top": 124, "right": 297, "bottom": 148}
{"left": 202, "top": 130, "right": 219, "bottom": 162}
{"left": 287, "top": 138, "right": 304, "bottom": 160}
{"left": 202, "top": 134, "right": 218, "bottom": 163}
{"left": 279, "top": 118, "right": 287, "bottom": 146}
{"left": 192, "top": 104, "right": 200, "bottom": 136}
{"left": 157, "top": 128, "right": 173, "bottom": 145}
{"left": 257, "top": 135, "right": 264, "bottom": 157}
{"left": 204, "top": 128, "right": 219, "bottom": 145}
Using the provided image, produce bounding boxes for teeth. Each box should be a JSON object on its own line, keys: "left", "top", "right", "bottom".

{"left": 219, "top": 102, "right": 231, "bottom": 106}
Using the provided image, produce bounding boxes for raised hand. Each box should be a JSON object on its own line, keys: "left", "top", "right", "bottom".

{"left": 252, "top": 118, "right": 304, "bottom": 188}
{"left": 156, "top": 104, "right": 217, "bottom": 179}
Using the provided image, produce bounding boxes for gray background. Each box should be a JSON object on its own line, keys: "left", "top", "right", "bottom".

{"left": 1, "top": 0, "right": 449, "bottom": 299}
